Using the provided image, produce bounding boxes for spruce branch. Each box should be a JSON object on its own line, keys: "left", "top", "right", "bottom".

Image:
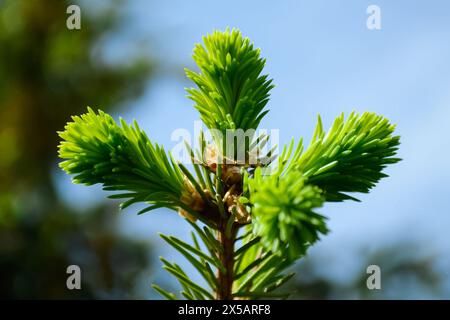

{"left": 58, "top": 107, "right": 187, "bottom": 213}
{"left": 247, "top": 168, "right": 327, "bottom": 261}
{"left": 186, "top": 28, "right": 274, "bottom": 132}
{"left": 57, "top": 29, "right": 401, "bottom": 300}
{"left": 277, "top": 112, "right": 401, "bottom": 202}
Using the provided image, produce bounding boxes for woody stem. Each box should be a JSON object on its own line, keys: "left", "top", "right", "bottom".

{"left": 216, "top": 218, "right": 236, "bottom": 300}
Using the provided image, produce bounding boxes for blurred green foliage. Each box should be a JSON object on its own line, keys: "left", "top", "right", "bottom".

{"left": 0, "top": 0, "right": 153, "bottom": 298}
{"left": 286, "top": 242, "right": 445, "bottom": 299}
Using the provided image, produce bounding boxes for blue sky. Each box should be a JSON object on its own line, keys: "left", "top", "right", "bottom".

{"left": 58, "top": 0, "right": 450, "bottom": 298}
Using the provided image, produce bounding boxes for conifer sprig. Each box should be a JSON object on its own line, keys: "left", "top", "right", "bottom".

{"left": 186, "top": 29, "right": 274, "bottom": 132}
{"left": 274, "top": 112, "right": 401, "bottom": 202}
{"left": 58, "top": 108, "right": 186, "bottom": 212}
{"left": 248, "top": 168, "right": 327, "bottom": 261}
{"left": 57, "top": 29, "right": 401, "bottom": 300}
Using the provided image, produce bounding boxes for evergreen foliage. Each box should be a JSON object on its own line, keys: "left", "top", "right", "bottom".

{"left": 58, "top": 29, "right": 401, "bottom": 300}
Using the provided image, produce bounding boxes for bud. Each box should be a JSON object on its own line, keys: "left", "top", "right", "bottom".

{"left": 178, "top": 177, "right": 204, "bottom": 222}
{"left": 225, "top": 194, "right": 251, "bottom": 224}
{"left": 222, "top": 165, "right": 242, "bottom": 185}
{"left": 178, "top": 208, "right": 197, "bottom": 222}
{"left": 204, "top": 144, "right": 220, "bottom": 172}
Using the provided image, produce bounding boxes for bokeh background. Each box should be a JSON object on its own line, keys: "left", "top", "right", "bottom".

{"left": 1, "top": 0, "right": 449, "bottom": 299}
